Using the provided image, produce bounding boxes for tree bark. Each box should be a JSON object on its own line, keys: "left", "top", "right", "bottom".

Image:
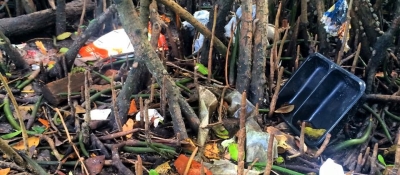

{"left": 0, "top": 0, "right": 95, "bottom": 37}
{"left": 0, "top": 31, "right": 29, "bottom": 69}
{"left": 249, "top": 0, "right": 268, "bottom": 106}
{"left": 236, "top": 1, "right": 252, "bottom": 93}
{"left": 115, "top": 0, "right": 200, "bottom": 139}
{"left": 56, "top": 0, "right": 67, "bottom": 35}
{"left": 140, "top": 0, "right": 151, "bottom": 29}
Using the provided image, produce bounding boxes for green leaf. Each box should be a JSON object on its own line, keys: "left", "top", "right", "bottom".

{"left": 378, "top": 154, "right": 386, "bottom": 166}
{"left": 195, "top": 63, "right": 208, "bottom": 75}
{"left": 275, "top": 156, "right": 284, "bottom": 164}
{"left": 228, "top": 143, "right": 239, "bottom": 161}
{"left": 32, "top": 126, "right": 46, "bottom": 134}
{"left": 211, "top": 125, "right": 229, "bottom": 139}
{"left": 56, "top": 32, "right": 72, "bottom": 40}
{"left": 1, "top": 130, "right": 22, "bottom": 139}
{"left": 59, "top": 47, "right": 69, "bottom": 53}
{"left": 149, "top": 169, "right": 159, "bottom": 175}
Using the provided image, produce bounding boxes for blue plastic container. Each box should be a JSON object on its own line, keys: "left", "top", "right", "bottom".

{"left": 277, "top": 53, "right": 366, "bottom": 147}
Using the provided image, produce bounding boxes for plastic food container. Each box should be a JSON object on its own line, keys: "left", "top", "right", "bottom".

{"left": 277, "top": 53, "right": 366, "bottom": 147}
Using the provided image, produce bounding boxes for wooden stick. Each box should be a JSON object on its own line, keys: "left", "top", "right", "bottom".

{"left": 207, "top": 5, "right": 218, "bottom": 84}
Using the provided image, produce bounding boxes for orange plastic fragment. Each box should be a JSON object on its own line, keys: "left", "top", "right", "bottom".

{"left": 174, "top": 154, "right": 212, "bottom": 175}
{"left": 128, "top": 99, "right": 138, "bottom": 115}
{"left": 38, "top": 118, "right": 50, "bottom": 129}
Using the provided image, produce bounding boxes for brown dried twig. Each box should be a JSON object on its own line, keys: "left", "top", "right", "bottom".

{"left": 208, "top": 5, "right": 218, "bottom": 84}
{"left": 313, "top": 133, "right": 331, "bottom": 158}
{"left": 264, "top": 133, "right": 275, "bottom": 175}
{"left": 268, "top": 67, "right": 284, "bottom": 117}
{"left": 237, "top": 91, "right": 247, "bottom": 175}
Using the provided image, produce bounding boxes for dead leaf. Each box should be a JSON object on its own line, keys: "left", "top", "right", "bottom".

{"left": 74, "top": 105, "right": 86, "bottom": 114}
{"left": 154, "top": 161, "right": 172, "bottom": 174}
{"left": 174, "top": 154, "right": 212, "bottom": 175}
{"left": 375, "top": 72, "right": 384, "bottom": 78}
{"left": 13, "top": 136, "right": 40, "bottom": 150}
{"left": 128, "top": 99, "right": 138, "bottom": 115}
{"left": 56, "top": 32, "right": 72, "bottom": 40}
{"left": 274, "top": 104, "right": 295, "bottom": 114}
{"left": 38, "top": 118, "right": 49, "bottom": 129}
{"left": 85, "top": 155, "right": 105, "bottom": 175}
{"left": 122, "top": 119, "right": 135, "bottom": 138}
{"left": 204, "top": 142, "right": 220, "bottom": 159}
{"left": 0, "top": 168, "right": 10, "bottom": 175}
{"left": 35, "top": 41, "right": 47, "bottom": 55}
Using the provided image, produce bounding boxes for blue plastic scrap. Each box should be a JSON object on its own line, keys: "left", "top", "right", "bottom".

{"left": 321, "top": 0, "right": 348, "bottom": 36}
{"left": 321, "top": 0, "right": 351, "bottom": 52}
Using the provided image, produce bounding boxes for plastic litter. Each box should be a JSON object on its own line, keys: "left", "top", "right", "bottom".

{"left": 79, "top": 24, "right": 168, "bottom": 59}
{"left": 277, "top": 53, "right": 365, "bottom": 147}
{"left": 79, "top": 29, "right": 134, "bottom": 59}
{"left": 135, "top": 109, "right": 164, "bottom": 127}
{"left": 321, "top": 0, "right": 350, "bottom": 52}
{"left": 319, "top": 158, "right": 345, "bottom": 175}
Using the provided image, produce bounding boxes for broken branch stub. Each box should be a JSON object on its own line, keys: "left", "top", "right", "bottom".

{"left": 115, "top": 0, "right": 198, "bottom": 139}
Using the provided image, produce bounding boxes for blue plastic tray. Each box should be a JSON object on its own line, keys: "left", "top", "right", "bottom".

{"left": 277, "top": 53, "right": 366, "bottom": 147}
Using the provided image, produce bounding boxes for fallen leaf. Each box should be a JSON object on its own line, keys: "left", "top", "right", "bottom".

{"left": 274, "top": 104, "right": 295, "bottom": 114}
{"left": 122, "top": 119, "right": 134, "bottom": 138}
{"left": 35, "top": 41, "right": 47, "bottom": 55}
{"left": 74, "top": 105, "right": 86, "bottom": 114}
{"left": 174, "top": 154, "right": 212, "bottom": 175}
{"left": 38, "top": 118, "right": 49, "bottom": 129}
{"left": 128, "top": 99, "right": 138, "bottom": 115}
{"left": 154, "top": 161, "right": 172, "bottom": 174}
{"left": 13, "top": 136, "right": 40, "bottom": 150}
{"left": 195, "top": 63, "right": 208, "bottom": 75}
{"left": 56, "top": 32, "right": 72, "bottom": 40}
{"left": 59, "top": 47, "right": 69, "bottom": 53}
{"left": 304, "top": 127, "right": 326, "bottom": 140}
{"left": 85, "top": 155, "right": 105, "bottom": 175}
{"left": 204, "top": 142, "right": 220, "bottom": 159}
{"left": 375, "top": 72, "right": 384, "bottom": 77}
{"left": 0, "top": 168, "right": 10, "bottom": 175}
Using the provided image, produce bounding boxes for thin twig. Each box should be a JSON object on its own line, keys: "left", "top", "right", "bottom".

{"left": 369, "top": 143, "right": 378, "bottom": 174}
{"left": 77, "top": 0, "right": 87, "bottom": 35}
{"left": 299, "top": 121, "right": 305, "bottom": 155}
{"left": 55, "top": 108, "right": 89, "bottom": 174}
{"left": 237, "top": 91, "right": 247, "bottom": 175}
{"left": 336, "top": 0, "right": 353, "bottom": 64}
{"left": 144, "top": 99, "right": 151, "bottom": 143}
{"left": 351, "top": 43, "right": 361, "bottom": 74}
{"left": 207, "top": 5, "right": 218, "bottom": 84}
{"left": 264, "top": 133, "right": 275, "bottom": 175}
{"left": 268, "top": 67, "right": 284, "bottom": 117}
{"left": 225, "top": 23, "right": 235, "bottom": 86}
{"left": 217, "top": 86, "right": 228, "bottom": 122}
{"left": 166, "top": 62, "right": 223, "bottom": 84}
{"left": 294, "top": 45, "right": 300, "bottom": 71}
{"left": 0, "top": 74, "right": 29, "bottom": 152}
{"left": 313, "top": 133, "right": 331, "bottom": 158}
{"left": 111, "top": 72, "right": 122, "bottom": 131}
{"left": 184, "top": 146, "right": 199, "bottom": 175}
